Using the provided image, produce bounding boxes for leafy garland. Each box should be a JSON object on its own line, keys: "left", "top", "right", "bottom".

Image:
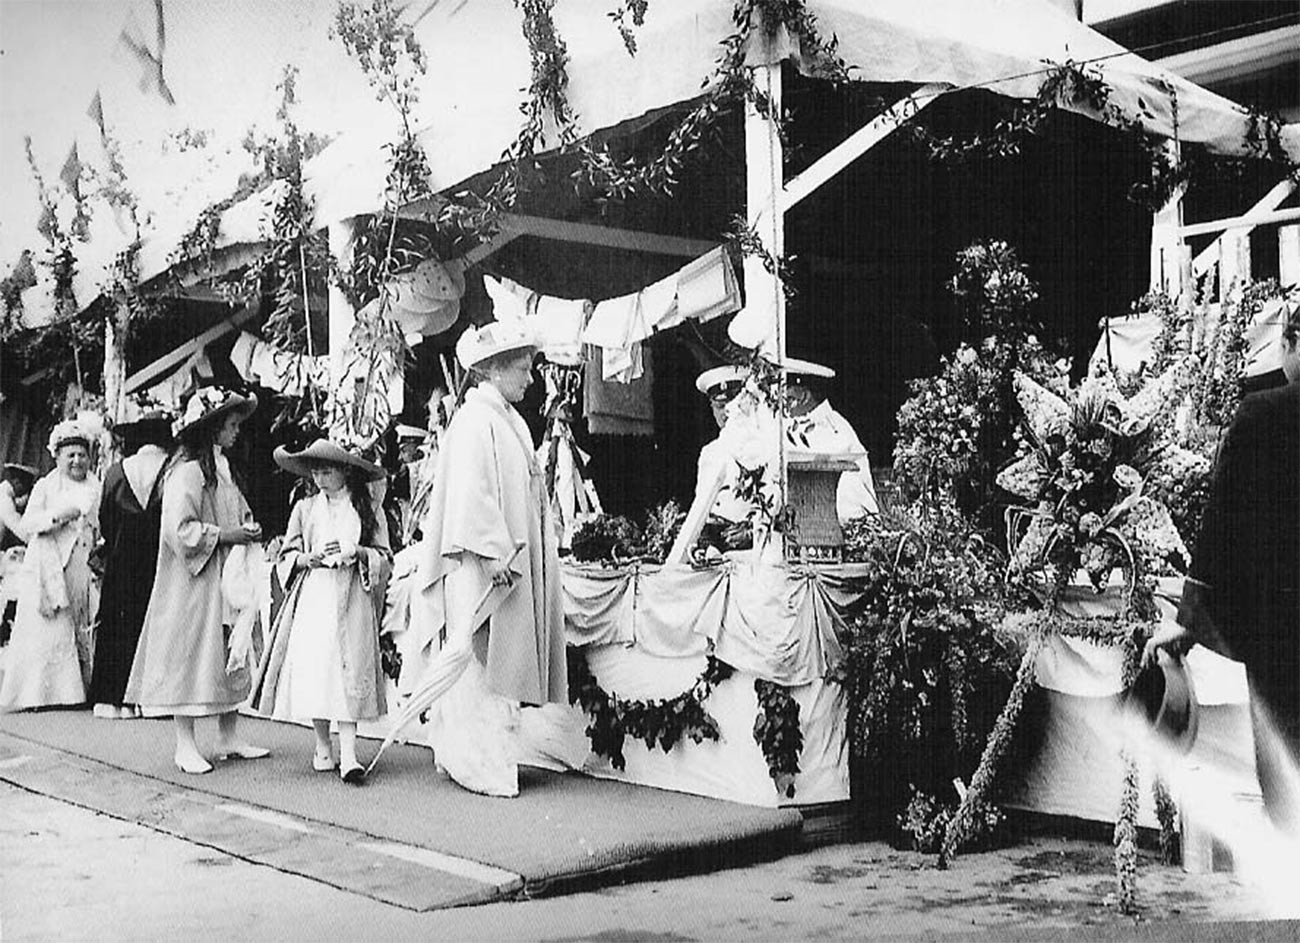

{"left": 1113, "top": 635, "right": 1144, "bottom": 915}
{"left": 568, "top": 649, "right": 806, "bottom": 798}
{"left": 904, "top": 58, "right": 1297, "bottom": 213}
{"left": 904, "top": 60, "right": 1118, "bottom": 165}
{"left": 1195, "top": 279, "right": 1289, "bottom": 428}
{"left": 568, "top": 649, "right": 735, "bottom": 774}
{"left": 753, "top": 679, "right": 802, "bottom": 798}
{"left": 329, "top": 0, "right": 433, "bottom": 447}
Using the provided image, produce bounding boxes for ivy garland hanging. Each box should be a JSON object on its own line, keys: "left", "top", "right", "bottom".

{"left": 568, "top": 650, "right": 736, "bottom": 773}
{"left": 569, "top": 649, "right": 809, "bottom": 798}
{"left": 753, "top": 679, "right": 803, "bottom": 798}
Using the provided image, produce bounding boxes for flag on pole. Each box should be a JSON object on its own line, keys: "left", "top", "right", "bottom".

{"left": 36, "top": 203, "right": 57, "bottom": 242}
{"left": 59, "top": 144, "right": 83, "bottom": 200}
{"left": 119, "top": 0, "right": 175, "bottom": 105}
{"left": 86, "top": 91, "right": 106, "bottom": 140}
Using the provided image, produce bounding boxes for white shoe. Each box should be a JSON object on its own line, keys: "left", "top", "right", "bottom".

{"left": 92, "top": 704, "right": 118, "bottom": 719}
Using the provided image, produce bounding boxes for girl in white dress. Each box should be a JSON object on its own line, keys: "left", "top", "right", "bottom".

{"left": 254, "top": 439, "right": 390, "bottom": 783}
{"left": 0, "top": 421, "right": 101, "bottom": 711}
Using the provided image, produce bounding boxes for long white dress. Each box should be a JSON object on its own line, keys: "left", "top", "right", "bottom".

{"left": 270, "top": 493, "right": 364, "bottom": 722}
{"left": 0, "top": 470, "right": 100, "bottom": 711}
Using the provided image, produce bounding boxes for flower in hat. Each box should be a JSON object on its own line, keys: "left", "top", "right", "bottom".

{"left": 172, "top": 386, "right": 257, "bottom": 438}
{"left": 47, "top": 419, "right": 93, "bottom": 457}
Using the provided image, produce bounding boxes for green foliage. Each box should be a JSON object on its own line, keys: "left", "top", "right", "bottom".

{"left": 1194, "top": 279, "right": 1290, "bottom": 429}
{"left": 569, "top": 500, "right": 686, "bottom": 565}
{"left": 893, "top": 242, "right": 1053, "bottom": 522}
{"left": 608, "top": 0, "right": 649, "bottom": 55}
{"left": 839, "top": 502, "right": 1013, "bottom": 820}
{"left": 899, "top": 787, "right": 1004, "bottom": 854}
{"left": 906, "top": 60, "right": 1117, "bottom": 165}
{"left": 568, "top": 649, "right": 735, "bottom": 772}
{"left": 753, "top": 679, "right": 802, "bottom": 798}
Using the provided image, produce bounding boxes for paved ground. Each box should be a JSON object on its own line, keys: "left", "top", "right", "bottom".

{"left": 2, "top": 712, "right": 1299, "bottom": 941}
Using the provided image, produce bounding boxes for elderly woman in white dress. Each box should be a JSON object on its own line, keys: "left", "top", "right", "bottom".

{"left": 0, "top": 421, "right": 102, "bottom": 711}
{"left": 125, "top": 387, "right": 267, "bottom": 774}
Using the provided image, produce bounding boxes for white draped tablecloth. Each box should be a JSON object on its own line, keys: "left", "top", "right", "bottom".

{"left": 513, "top": 559, "right": 868, "bottom": 807}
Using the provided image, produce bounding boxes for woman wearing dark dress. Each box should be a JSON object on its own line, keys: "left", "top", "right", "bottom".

{"left": 89, "top": 411, "right": 173, "bottom": 719}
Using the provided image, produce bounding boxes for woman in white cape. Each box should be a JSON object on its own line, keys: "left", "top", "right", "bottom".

{"left": 406, "top": 319, "right": 567, "bottom": 797}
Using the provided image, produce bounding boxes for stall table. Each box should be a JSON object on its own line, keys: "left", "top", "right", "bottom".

{"left": 514, "top": 559, "right": 869, "bottom": 808}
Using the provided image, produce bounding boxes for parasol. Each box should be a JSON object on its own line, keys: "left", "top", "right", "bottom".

{"left": 365, "top": 542, "right": 525, "bottom": 776}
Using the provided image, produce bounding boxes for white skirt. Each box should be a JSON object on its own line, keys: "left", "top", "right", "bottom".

{"left": 271, "top": 568, "right": 352, "bottom": 722}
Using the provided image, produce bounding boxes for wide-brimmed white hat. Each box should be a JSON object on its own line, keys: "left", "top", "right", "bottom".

{"left": 695, "top": 364, "right": 748, "bottom": 396}
{"left": 455, "top": 319, "right": 537, "bottom": 371}
{"left": 273, "top": 438, "right": 386, "bottom": 482}
{"left": 173, "top": 387, "right": 258, "bottom": 437}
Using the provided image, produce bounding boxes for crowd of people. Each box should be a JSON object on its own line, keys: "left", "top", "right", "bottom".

{"left": 0, "top": 309, "right": 1295, "bottom": 832}
{"left": 0, "top": 320, "right": 568, "bottom": 795}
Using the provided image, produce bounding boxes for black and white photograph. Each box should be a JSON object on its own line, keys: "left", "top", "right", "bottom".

{"left": 1, "top": 1, "right": 1298, "bottom": 940}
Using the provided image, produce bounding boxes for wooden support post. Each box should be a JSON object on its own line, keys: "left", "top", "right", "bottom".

{"left": 328, "top": 218, "right": 358, "bottom": 393}
{"left": 783, "top": 84, "right": 947, "bottom": 212}
{"left": 102, "top": 302, "right": 129, "bottom": 425}
{"left": 736, "top": 50, "right": 785, "bottom": 359}
{"left": 1147, "top": 142, "right": 1186, "bottom": 301}
{"left": 123, "top": 305, "right": 257, "bottom": 396}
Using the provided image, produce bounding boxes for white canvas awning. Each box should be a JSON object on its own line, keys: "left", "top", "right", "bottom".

{"left": 9, "top": 0, "right": 1298, "bottom": 322}
{"left": 303, "top": 0, "right": 1300, "bottom": 229}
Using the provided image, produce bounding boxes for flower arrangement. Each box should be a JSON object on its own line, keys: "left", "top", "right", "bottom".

{"left": 893, "top": 336, "right": 1057, "bottom": 519}
{"left": 893, "top": 241, "right": 1058, "bottom": 527}
{"left": 995, "top": 358, "right": 1197, "bottom": 598}
{"left": 948, "top": 240, "right": 1041, "bottom": 345}
{"left": 568, "top": 500, "right": 685, "bottom": 566}
{"left": 839, "top": 501, "right": 1014, "bottom": 827}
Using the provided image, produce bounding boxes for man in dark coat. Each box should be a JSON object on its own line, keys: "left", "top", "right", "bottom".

{"left": 1147, "top": 307, "right": 1300, "bottom": 834}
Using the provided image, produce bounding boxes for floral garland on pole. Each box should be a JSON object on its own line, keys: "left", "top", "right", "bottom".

{"left": 937, "top": 354, "right": 1208, "bottom": 913}
{"left": 330, "top": 0, "right": 434, "bottom": 448}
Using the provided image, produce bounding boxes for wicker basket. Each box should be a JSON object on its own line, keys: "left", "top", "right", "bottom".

{"left": 785, "top": 458, "right": 857, "bottom": 563}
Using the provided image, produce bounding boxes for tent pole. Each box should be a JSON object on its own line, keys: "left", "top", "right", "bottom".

{"left": 1147, "top": 140, "right": 1186, "bottom": 301}
{"left": 744, "top": 55, "right": 785, "bottom": 361}
{"left": 327, "top": 218, "right": 358, "bottom": 411}
{"left": 744, "top": 23, "right": 786, "bottom": 545}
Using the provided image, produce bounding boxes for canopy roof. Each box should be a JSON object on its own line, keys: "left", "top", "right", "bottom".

{"left": 307, "top": 0, "right": 1299, "bottom": 225}
{"left": 9, "top": 0, "right": 1298, "bottom": 323}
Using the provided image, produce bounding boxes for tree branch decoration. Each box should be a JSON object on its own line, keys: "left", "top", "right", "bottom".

{"left": 331, "top": 0, "right": 433, "bottom": 448}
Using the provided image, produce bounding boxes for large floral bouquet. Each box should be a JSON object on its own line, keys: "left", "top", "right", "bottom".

{"left": 894, "top": 335, "right": 1058, "bottom": 522}
{"left": 996, "top": 358, "right": 1198, "bottom": 595}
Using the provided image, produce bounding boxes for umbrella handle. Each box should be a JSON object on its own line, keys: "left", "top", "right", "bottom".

{"left": 365, "top": 542, "right": 527, "bottom": 777}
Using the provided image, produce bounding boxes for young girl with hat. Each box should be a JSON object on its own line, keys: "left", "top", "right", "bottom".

{"left": 253, "top": 439, "right": 391, "bottom": 783}
{"left": 125, "top": 386, "right": 267, "bottom": 774}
